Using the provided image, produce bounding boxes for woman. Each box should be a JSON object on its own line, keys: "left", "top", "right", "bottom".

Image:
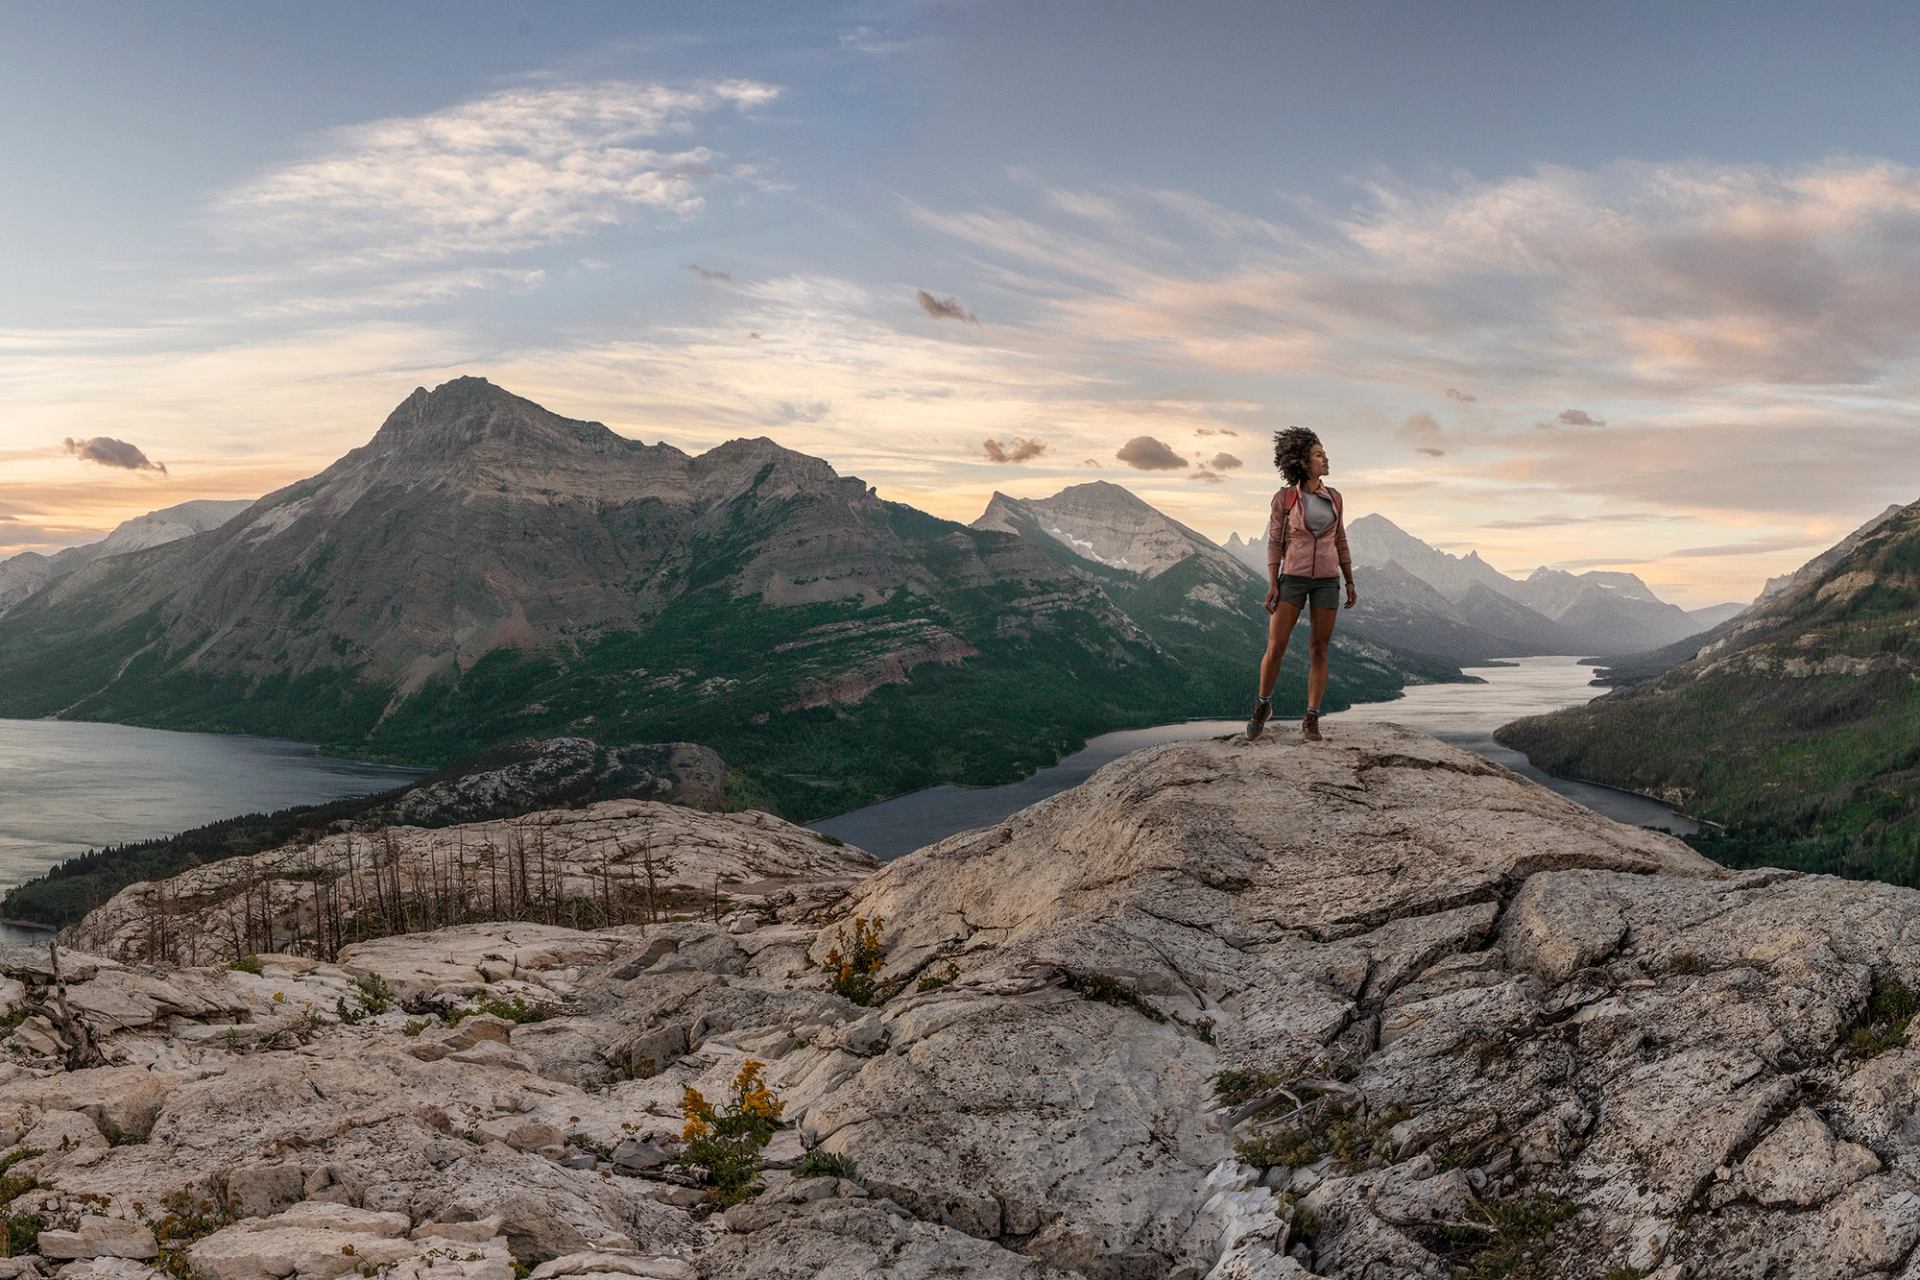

{"left": 1246, "top": 426, "right": 1358, "bottom": 743}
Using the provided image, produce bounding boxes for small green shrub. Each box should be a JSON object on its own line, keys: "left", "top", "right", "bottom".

{"left": 144, "top": 1188, "right": 234, "bottom": 1280}
{"left": 1848, "top": 972, "right": 1919, "bottom": 1057}
{"left": 1061, "top": 970, "right": 1167, "bottom": 1023}
{"left": 1212, "top": 1066, "right": 1282, "bottom": 1108}
{"left": 229, "top": 954, "right": 264, "bottom": 975}
{"left": 794, "top": 1148, "right": 858, "bottom": 1180}
{"left": 1437, "top": 1194, "right": 1579, "bottom": 1280}
{"left": 454, "top": 993, "right": 557, "bottom": 1025}
{"left": 1234, "top": 1100, "right": 1409, "bottom": 1175}
{"left": 915, "top": 962, "right": 960, "bottom": 993}
{"left": 1664, "top": 950, "right": 1709, "bottom": 976}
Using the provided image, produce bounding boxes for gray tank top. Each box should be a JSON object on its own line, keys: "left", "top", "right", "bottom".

{"left": 1301, "top": 487, "right": 1336, "bottom": 535}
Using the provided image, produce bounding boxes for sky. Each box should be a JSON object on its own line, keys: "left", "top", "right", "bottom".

{"left": 5, "top": 1, "right": 1920, "bottom": 608}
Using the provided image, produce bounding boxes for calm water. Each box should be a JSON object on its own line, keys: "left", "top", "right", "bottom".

{"left": 811, "top": 655, "right": 1699, "bottom": 858}
{"left": 0, "top": 718, "right": 425, "bottom": 942}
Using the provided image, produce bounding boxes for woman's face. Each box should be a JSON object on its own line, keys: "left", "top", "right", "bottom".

{"left": 1309, "top": 443, "right": 1329, "bottom": 477}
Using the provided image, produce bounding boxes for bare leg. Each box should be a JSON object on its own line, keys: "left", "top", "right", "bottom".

{"left": 1259, "top": 600, "right": 1305, "bottom": 697}
{"left": 1306, "top": 604, "right": 1337, "bottom": 709}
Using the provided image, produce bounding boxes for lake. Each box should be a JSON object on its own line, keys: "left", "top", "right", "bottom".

{"left": 0, "top": 718, "right": 425, "bottom": 942}
{"left": 810, "top": 654, "right": 1700, "bottom": 858}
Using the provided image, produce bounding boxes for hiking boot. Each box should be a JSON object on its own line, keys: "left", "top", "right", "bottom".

{"left": 1301, "top": 711, "right": 1323, "bottom": 742}
{"left": 1246, "top": 697, "right": 1273, "bottom": 741}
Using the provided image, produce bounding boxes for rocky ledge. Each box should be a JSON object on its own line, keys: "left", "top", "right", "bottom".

{"left": 6, "top": 724, "right": 1920, "bottom": 1278}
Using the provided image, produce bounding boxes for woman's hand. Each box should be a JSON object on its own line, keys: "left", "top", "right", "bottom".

{"left": 1344, "top": 581, "right": 1358, "bottom": 610}
{"left": 1264, "top": 584, "right": 1280, "bottom": 614}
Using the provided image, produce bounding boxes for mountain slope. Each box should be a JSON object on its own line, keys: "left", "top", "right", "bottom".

{"left": 0, "top": 379, "right": 1461, "bottom": 820}
{"left": 1496, "top": 496, "right": 1920, "bottom": 881}
{"left": 1758, "top": 503, "right": 1905, "bottom": 603}
{"left": 0, "top": 497, "right": 252, "bottom": 617}
{"left": 973, "top": 483, "right": 1467, "bottom": 695}
{"left": 1345, "top": 513, "right": 1521, "bottom": 599}
{"left": 974, "top": 481, "right": 1245, "bottom": 580}
{"left": 0, "top": 380, "right": 1229, "bottom": 817}
{"left": 1526, "top": 569, "right": 1703, "bottom": 653}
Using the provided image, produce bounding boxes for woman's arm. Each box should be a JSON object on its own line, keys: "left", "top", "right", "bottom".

{"left": 1264, "top": 492, "right": 1285, "bottom": 612}
{"left": 1334, "top": 499, "right": 1357, "bottom": 607}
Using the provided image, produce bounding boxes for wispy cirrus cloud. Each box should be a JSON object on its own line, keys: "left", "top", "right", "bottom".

{"left": 211, "top": 79, "right": 779, "bottom": 268}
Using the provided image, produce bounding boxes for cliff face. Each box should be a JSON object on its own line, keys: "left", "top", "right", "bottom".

{"left": 8, "top": 725, "right": 1920, "bottom": 1278}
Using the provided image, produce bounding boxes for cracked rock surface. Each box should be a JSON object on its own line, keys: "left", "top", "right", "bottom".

{"left": 11, "top": 723, "right": 1920, "bottom": 1277}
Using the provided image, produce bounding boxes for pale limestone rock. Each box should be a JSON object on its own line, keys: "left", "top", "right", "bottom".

{"left": 36, "top": 1219, "right": 158, "bottom": 1261}
{"left": 26, "top": 725, "right": 1920, "bottom": 1278}
{"left": 1728, "top": 1106, "right": 1880, "bottom": 1208}
{"left": 187, "top": 1201, "right": 511, "bottom": 1280}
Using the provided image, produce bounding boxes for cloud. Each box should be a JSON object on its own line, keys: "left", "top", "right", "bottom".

{"left": 64, "top": 436, "right": 168, "bottom": 475}
{"left": 839, "top": 25, "right": 921, "bottom": 55}
{"left": 767, "top": 399, "right": 830, "bottom": 425}
{"left": 1081, "top": 458, "right": 1099, "bottom": 467}
{"left": 241, "top": 267, "right": 546, "bottom": 318}
{"left": 1445, "top": 387, "right": 1477, "bottom": 402}
{"left": 1480, "top": 512, "right": 1676, "bottom": 530}
{"left": 1667, "top": 535, "right": 1826, "bottom": 558}
{"left": 213, "top": 79, "right": 779, "bottom": 266}
{"left": 1115, "top": 436, "right": 1188, "bottom": 470}
{"left": 1209, "top": 452, "right": 1242, "bottom": 470}
{"left": 915, "top": 290, "right": 980, "bottom": 325}
{"left": 1397, "top": 412, "right": 1443, "bottom": 452}
{"left": 1189, "top": 469, "right": 1225, "bottom": 484}
{"left": 982, "top": 436, "right": 1047, "bottom": 463}
{"left": 1416, "top": 447, "right": 1446, "bottom": 457}
{"left": 1549, "top": 408, "right": 1606, "bottom": 428}
{"left": 1550, "top": 556, "right": 1659, "bottom": 569}
{"left": 1194, "top": 426, "right": 1239, "bottom": 436}
{"left": 688, "top": 264, "right": 734, "bottom": 283}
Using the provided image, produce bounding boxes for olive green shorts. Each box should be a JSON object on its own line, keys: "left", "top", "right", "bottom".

{"left": 1278, "top": 574, "right": 1341, "bottom": 610}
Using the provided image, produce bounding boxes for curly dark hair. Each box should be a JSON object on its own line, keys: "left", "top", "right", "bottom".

{"left": 1271, "top": 426, "right": 1321, "bottom": 487}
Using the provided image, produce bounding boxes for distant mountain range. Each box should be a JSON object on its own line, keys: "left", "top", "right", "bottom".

{"left": 0, "top": 378, "right": 1451, "bottom": 819}
{"left": 970, "top": 479, "right": 1462, "bottom": 694}
{"left": 1230, "top": 511, "right": 1726, "bottom": 659}
{"left": 0, "top": 498, "right": 252, "bottom": 617}
{"left": 1498, "top": 495, "right": 1920, "bottom": 882}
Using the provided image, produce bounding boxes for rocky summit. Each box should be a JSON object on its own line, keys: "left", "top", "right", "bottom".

{"left": 8, "top": 724, "right": 1920, "bottom": 1278}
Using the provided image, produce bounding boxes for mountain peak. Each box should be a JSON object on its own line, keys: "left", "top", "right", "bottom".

{"left": 363, "top": 377, "right": 631, "bottom": 463}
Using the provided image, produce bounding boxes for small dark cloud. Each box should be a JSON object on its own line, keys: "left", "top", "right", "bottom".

{"left": 1209, "top": 453, "right": 1243, "bottom": 470}
{"left": 1398, "top": 411, "right": 1443, "bottom": 445}
{"left": 983, "top": 436, "right": 1047, "bottom": 463}
{"left": 687, "top": 264, "right": 733, "bottom": 283}
{"left": 748, "top": 331, "right": 763, "bottom": 340}
{"left": 915, "top": 289, "right": 979, "bottom": 325}
{"left": 1189, "top": 469, "right": 1225, "bottom": 484}
{"left": 1538, "top": 408, "right": 1606, "bottom": 429}
{"left": 1195, "top": 427, "right": 1240, "bottom": 437}
{"left": 64, "top": 436, "right": 166, "bottom": 475}
{"left": 1115, "top": 436, "right": 1189, "bottom": 470}
{"left": 767, "top": 400, "right": 830, "bottom": 425}
{"left": 1445, "top": 387, "right": 1477, "bottom": 402}
{"left": 1416, "top": 447, "right": 1446, "bottom": 457}
{"left": 1081, "top": 458, "right": 1099, "bottom": 467}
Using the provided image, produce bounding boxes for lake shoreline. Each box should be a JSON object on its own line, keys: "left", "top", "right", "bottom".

{"left": 810, "top": 655, "right": 1701, "bottom": 858}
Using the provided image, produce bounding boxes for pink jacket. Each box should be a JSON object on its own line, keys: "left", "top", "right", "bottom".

{"left": 1266, "top": 485, "right": 1352, "bottom": 579}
